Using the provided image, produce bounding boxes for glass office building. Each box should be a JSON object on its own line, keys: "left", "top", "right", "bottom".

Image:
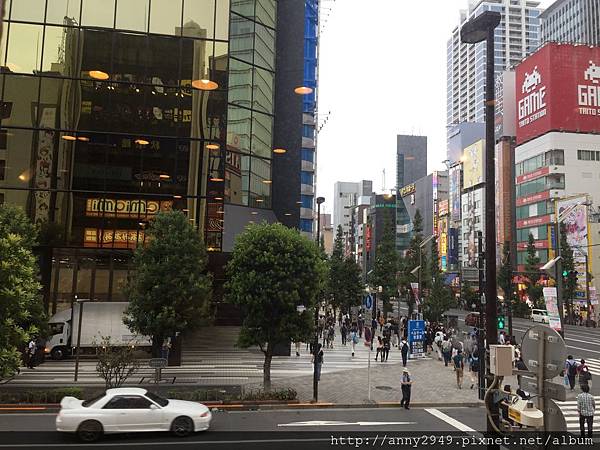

{"left": 0, "top": 0, "right": 283, "bottom": 315}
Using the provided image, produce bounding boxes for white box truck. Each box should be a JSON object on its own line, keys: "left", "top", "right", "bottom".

{"left": 45, "top": 302, "right": 151, "bottom": 360}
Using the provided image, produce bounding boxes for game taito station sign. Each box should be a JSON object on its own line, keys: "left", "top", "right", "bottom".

{"left": 516, "top": 43, "right": 600, "bottom": 144}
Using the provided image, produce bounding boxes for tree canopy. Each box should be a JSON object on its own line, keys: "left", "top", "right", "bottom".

{"left": 328, "top": 226, "right": 363, "bottom": 312}
{"left": 524, "top": 233, "right": 543, "bottom": 309}
{"left": 422, "top": 234, "right": 453, "bottom": 322}
{"left": 0, "top": 205, "right": 44, "bottom": 378}
{"left": 124, "top": 211, "right": 212, "bottom": 356}
{"left": 225, "top": 222, "right": 326, "bottom": 389}
{"left": 368, "top": 210, "right": 398, "bottom": 314}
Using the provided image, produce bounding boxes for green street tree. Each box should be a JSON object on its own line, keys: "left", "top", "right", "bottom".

{"left": 559, "top": 223, "right": 578, "bottom": 324}
{"left": 422, "top": 234, "right": 453, "bottom": 322}
{"left": 368, "top": 211, "right": 398, "bottom": 315}
{"left": 461, "top": 280, "right": 480, "bottom": 310}
{"left": 328, "top": 226, "right": 363, "bottom": 312}
{"left": 225, "top": 223, "right": 326, "bottom": 390}
{"left": 524, "top": 233, "right": 543, "bottom": 309}
{"left": 124, "top": 211, "right": 212, "bottom": 357}
{"left": 399, "top": 209, "right": 424, "bottom": 317}
{"left": 0, "top": 205, "right": 44, "bottom": 378}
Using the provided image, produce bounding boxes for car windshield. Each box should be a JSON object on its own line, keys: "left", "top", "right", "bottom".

{"left": 145, "top": 391, "right": 169, "bottom": 407}
{"left": 82, "top": 393, "right": 105, "bottom": 407}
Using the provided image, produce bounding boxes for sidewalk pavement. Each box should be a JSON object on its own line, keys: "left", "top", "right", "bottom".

{"left": 248, "top": 348, "right": 484, "bottom": 405}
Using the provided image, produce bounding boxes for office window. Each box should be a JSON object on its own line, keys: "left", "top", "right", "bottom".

{"left": 0, "top": 160, "right": 5, "bottom": 181}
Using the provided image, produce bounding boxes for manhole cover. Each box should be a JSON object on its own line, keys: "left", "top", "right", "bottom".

{"left": 375, "top": 385, "right": 393, "bottom": 391}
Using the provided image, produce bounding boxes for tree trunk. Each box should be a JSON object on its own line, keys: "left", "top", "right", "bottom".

{"left": 263, "top": 343, "right": 273, "bottom": 391}
{"left": 151, "top": 335, "right": 163, "bottom": 358}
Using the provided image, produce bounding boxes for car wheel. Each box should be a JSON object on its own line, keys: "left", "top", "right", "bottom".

{"left": 77, "top": 420, "right": 103, "bottom": 442}
{"left": 51, "top": 348, "right": 64, "bottom": 360}
{"left": 171, "top": 416, "right": 194, "bottom": 437}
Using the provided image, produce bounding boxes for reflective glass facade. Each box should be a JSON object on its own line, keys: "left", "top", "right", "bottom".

{"left": 0, "top": 0, "right": 278, "bottom": 314}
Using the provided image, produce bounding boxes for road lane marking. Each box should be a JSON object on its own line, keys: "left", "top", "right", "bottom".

{"left": 425, "top": 408, "right": 476, "bottom": 432}
{"left": 277, "top": 420, "right": 416, "bottom": 427}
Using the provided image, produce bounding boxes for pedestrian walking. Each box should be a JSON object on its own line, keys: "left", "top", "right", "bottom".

{"left": 469, "top": 350, "right": 480, "bottom": 389}
{"left": 565, "top": 355, "right": 579, "bottom": 390}
{"left": 577, "top": 384, "right": 595, "bottom": 438}
{"left": 434, "top": 331, "right": 443, "bottom": 361}
{"left": 338, "top": 312, "right": 343, "bottom": 328}
{"left": 442, "top": 338, "right": 452, "bottom": 367}
{"left": 341, "top": 323, "right": 348, "bottom": 345}
{"left": 453, "top": 349, "right": 465, "bottom": 389}
{"left": 498, "top": 331, "right": 506, "bottom": 345}
{"left": 400, "top": 338, "right": 409, "bottom": 367}
{"left": 350, "top": 326, "right": 358, "bottom": 357}
{"left": 371, "top": 317, "right": 378, "bottom": 336}
{"left": 26, "top": 338, "right": 37, "bottom": 369}
{"left": 515, "top": 355, "right": 527, "bottom": 386}
{"left": 379, "top": 315, "right": 385, "bottom": 332}
{"left": 383, "top": 333, "right": 391, "bottom": 362}
{"left": 579, "top": 359, "right": 593, "bottom": 390}
{"left": 400, "top": 368, "right": 412, "bottom": 410}
{"left": 358, "top": 314, "right": 364, "bottom": 338}
{"left": 375, "top": 336, "right": 383, "bottom": 362}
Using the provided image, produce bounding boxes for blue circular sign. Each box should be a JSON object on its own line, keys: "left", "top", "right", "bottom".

{"left": 364, "top": 294, "right": 373, "bottom": 310}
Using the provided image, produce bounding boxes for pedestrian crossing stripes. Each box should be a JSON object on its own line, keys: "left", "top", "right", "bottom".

{"left": 7, "top": 326, "right": 412, "bottom": 386}
{"left": 556, "top": 396, "right": 600, "bottom": 432}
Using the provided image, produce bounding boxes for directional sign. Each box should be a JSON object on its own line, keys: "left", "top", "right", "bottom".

{"left": 545, "top": 399, "right": 567, "bottom": 432}
{"left": 148, "top": 358, "right": 167, "bottom": 368}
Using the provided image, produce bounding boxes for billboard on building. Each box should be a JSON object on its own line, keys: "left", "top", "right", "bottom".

{"left": 556, "top": 195, "right": 590, "bottom": 299}
{"left": 448, "top": 228, "right": 459, "bottom": 269}
{"left": 495, "top": 71, "right": 516, "bottom": 140}
{"left": 462, "top": 140, "right": 484, "bottom": 189}
{"left": 438, "top": 216, "right": 448, "bottom": 271}
{"left": 516, "top": 43, "right": 600, "bottom": 144}
{"left": 449, "top": 166, "right": 461, "bottom": 222}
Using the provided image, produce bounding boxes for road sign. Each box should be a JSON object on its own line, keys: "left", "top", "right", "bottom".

{"left": 462, "top": 267, "right": 479, "bottom": 282}
{"left": 519, "top": 376, "right": 567, "bottom": 402}
{"left": 149, "top": 358, "right": 167, "bottom": 368}
{"left": 364, "top": 294, "right": 373, "bottom": 310}
{"left": 520, "top": 325, "right": 566, "bottom": 379}
{"left": 408, "top": 320, "right": 425, "bottom": 359}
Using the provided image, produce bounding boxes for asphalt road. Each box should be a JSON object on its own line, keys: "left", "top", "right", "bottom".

{"left": 0, "top": 407, "right": 485, "bottom": 449}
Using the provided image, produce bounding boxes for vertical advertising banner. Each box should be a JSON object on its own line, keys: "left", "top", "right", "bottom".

{"left": 410, "top": 282, "right": 420, "bottom": 306}
{"left": 556, "top": 195, "right": 589, "bottom": 298}
{"left": 448, "top": 228, "right": 459, "bottom": 268}
{"left": 462, "top": 140, "right": 484, "bottom": 189}
{"left": 449, "top": 165, "right": 461, "bottom": 223}
{"left": 408, "top": 320, "right": 425, "bottom": 359}
{"left": 543, "top": 287, "right": 562, "bottom": 331}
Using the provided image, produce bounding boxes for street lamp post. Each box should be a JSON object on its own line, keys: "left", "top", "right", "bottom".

{"left": 73, "top": 297, "right": 91, "bottom": 382}
{"left": 461, "top": 10, "right": 501, "bottom": 443}
{"left": 313, "top": 196, "right": 325, "bottom": 402}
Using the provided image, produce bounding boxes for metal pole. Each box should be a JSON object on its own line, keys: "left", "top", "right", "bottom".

{"left": 418, "top": 247, "right": 422, "bottom": 320}
{"left": 585, "top": 253, "right": 592, "bottom": 327}
{"left": 555, "top": 222, "right": 566, "bottom": 336}
{"left": 478, "top": 231, "right": 486, "bottom": 401}
{"left": 73, "top": 301, "right": 84, "bottom": 382}
{"left": 367, "top": 344, "right": 371, "bottom": 401}
{"left": 537, "top": 328, "right": 547, "bottom": 439}
{"left": 484, "top": 26, "right": 500, "bottom": 439}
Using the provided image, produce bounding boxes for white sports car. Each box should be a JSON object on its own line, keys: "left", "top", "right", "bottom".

{"left": 56, "top": 387, "right": 211, "bottom": 442}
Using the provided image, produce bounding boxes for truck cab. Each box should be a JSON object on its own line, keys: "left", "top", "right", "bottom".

{"left": 45, "top": 308, "right": 72, "bottom": 360}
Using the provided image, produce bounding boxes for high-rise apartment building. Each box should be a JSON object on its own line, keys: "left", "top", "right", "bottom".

{"left": 333, "top": 180, "right": 372, "bottom": 236}
{"left": 540, "top": 0, "right": 600, "bottom": 45}
{"left": 0, "top": 0, "right": 305, "bottom": 317}
{"left": 396, "top": 135, "right": 427, "bottom": 255}
{"left": 447, "top": 0, "right": 542, "bottom": 127}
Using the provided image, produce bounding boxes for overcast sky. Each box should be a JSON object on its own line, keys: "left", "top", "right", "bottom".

{"left": 315, "top": 0, "right": 555, "bottom": 215}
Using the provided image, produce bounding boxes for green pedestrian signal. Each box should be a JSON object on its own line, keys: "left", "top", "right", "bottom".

{"left": 562, "top": 270, "right": 568, "bottom": 277}
{"left": 497, "top": 316, "right": 505, "bottom": 330}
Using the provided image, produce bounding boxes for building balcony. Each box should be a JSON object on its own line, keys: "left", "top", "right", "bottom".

{"left": 301, "top": 183, "right": 314, "bottom": 195}
{"left": 301, "top": 160, "right": 315, "bottom": 172}
{"left": 300, "top": 207, "right": 313, "bottom": 219}
{"left": 302, "top": 136, "right": 315, "bottom": 149}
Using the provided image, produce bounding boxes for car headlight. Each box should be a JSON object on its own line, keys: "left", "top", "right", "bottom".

{"left": 200, "top": 411, "right": 209, "bottom": 418}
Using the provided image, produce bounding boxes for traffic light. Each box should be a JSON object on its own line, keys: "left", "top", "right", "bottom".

{"left": 562, "top": 269, "right": 578, "bottom": 278}
{"left": 497, "top": 315, "right": 505, "bottom": 330}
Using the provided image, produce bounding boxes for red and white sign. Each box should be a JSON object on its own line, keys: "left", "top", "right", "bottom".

{"left": 516, "top": 166, "right": 549, "bottom": 184}
{"left": 516, "top": 214, "right": 552, "bottom": 229}
{"left": 516, "top": 190, "right": 550, "bottom": 207}
{"left": 517, "top": 240, "right": 549, "bottom": 250}
{"left": 516, "top": 43, "right": 600, "bottom": 144}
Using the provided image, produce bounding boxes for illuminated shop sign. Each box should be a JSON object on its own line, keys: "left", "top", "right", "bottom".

{"left": 85, "top": 198, "right": 173, "bottom": 218}
{"left": 400, "top": 183, "right": 416, "bottom": 197}
{"left": 84, "top": 228, "right": 144, "bottom": 249}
